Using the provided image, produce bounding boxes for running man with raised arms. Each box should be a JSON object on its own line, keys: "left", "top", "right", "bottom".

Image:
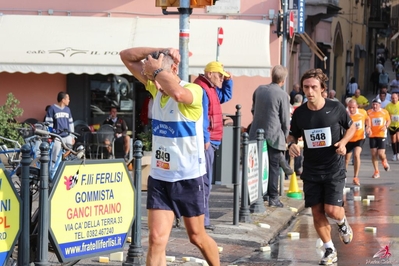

{"left": 120, "top": 47, "right": 220, "bottom": 266}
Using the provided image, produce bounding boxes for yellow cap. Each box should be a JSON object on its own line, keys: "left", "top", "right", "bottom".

{"left": 204, "top": 61, "right": 230, "bottom": 77}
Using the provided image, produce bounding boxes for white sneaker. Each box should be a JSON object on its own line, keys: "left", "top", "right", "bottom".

{"left": 397, "top": 154, "right": 399, "bottom": 161}
{"left": 337, "top": 218, "right": 353, "bottom": 244}
{"left": 319, "top": 248, "right": 338, "bottom": 265}
{"left": 393, "top": 155, "right": 397, "bottom": 161}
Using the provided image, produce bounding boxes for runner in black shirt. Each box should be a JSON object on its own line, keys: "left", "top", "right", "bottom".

{"left": 287, "top": 69, "right": 356, "bottom": 265}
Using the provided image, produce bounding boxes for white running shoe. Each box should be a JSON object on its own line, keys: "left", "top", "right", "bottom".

{"left": 337, "top": 218, "right": 353, "bottom": 244}
{"left": 319, "top": 248, "right": 338, "bottom": 265}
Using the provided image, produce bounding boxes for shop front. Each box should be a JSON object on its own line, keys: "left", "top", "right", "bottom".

{"left": 0, "top": 14, "right": 272, "bottom": 136}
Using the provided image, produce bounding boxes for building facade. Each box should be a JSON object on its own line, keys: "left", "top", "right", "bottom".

{"left": 0, "top": 0, "right": 282, "bottom": 133}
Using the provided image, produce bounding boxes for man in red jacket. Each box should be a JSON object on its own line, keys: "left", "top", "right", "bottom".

{"left": 194, "top": 61, "right": 233, "bottom": 230}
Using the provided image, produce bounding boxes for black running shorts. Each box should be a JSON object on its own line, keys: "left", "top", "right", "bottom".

{"left": 146, "top": 175, "right": 206, "bottom": 218}
{"left": 303, "top": 169, "right": 346, "bottom": 208}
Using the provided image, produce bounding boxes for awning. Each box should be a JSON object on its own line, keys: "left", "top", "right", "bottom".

{"left": 391, "top": 31, "right": 399, "bottom": 41}
{"left": 0, "top": 15, "right": 271, "bottom": 77}
{"left": 297, "top": 33, "right": 327, "bottom": 64}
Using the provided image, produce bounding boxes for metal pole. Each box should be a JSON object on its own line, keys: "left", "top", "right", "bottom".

{"left": 18, "top": 144, "right": 32, "bottom": 266}
{"left": 250, "top": 129, "right": 266, "bottom": 213}
{"left": 280, "top": 16, "right": 288, "bottom": 189}
{"left": 239, "top": 132, "right": 251, "bottom": 223}
{"left": 227, "top": 105, "right": 241, "bottom": 225}
{"left": 34, "top": 142, "right": 50, "bottom": 266}
{"left": 130, "top": 88, "right": 136, "bottom": 160}
{"left": 123, "top": 140, "right": 145, "bottom": 266}
{"left": 282, "top": 0, "right": 288, "bottom": 92}
{"left": 178, "top": 0, "right": 191, "bottom": 82}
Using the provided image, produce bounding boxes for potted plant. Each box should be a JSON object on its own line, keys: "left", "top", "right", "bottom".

{"left": 137, "top": 130, "right": 152, "bottom": 154}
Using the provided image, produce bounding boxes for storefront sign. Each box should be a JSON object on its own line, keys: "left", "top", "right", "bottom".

{"left": 297, "top": 0, "right": 306, "bottom": 33}
{"left": 49, "top": 160, "right": 135, "bottom": 261}
{"left": 206, "top": 0, "right": 240, "bottom": 14}
{"left": 288, "top": 0, "right": 306, "bottom": 34}
{"left": 26, "top": 48, "right": 120, "bottom": 57}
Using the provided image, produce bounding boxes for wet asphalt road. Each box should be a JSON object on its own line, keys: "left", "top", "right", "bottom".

{"left": 243, "top": 145, "right": 399, "bottom": 266}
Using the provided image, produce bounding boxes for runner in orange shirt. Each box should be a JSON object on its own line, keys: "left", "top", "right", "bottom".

{"left": 345, "top": 99, "right": 370, "bottom": 185}
{"left": 367, "top": 98, "right": 391, "bottom": 178}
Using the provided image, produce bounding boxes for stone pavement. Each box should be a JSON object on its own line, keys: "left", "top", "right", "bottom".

{"left": 74, "top": 177, "right": 305, "bottom": 266}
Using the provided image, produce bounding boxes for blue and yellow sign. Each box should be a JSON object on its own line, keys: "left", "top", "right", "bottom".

{"left": 0, "top": 166, "right": 21, "bottom": 266}
{"left": 49, "top": 160, "right": 135, "bottom": 261}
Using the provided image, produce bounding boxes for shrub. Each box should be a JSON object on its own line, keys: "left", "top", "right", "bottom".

{"left": 137, "top": 130, "right": 152, "bottom": 151}
{"left": 0, "top": 93, "right": 24, "bottom": 142}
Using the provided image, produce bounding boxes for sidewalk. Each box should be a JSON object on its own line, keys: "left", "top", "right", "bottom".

{"left": 75, "top": 174, "right": 305, "bottom": 266}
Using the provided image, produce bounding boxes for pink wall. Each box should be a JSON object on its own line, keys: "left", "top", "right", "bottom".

{"left": 222, "top": 76, "right": 270, "bottom": 128}
{"left": 0, "top": 73, "right": 66, "bottom": 122}
{"left": 0, "top": 0, "right": 281, "bottom": 127}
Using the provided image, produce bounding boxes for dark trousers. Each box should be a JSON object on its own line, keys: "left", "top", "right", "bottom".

{"left": 204, "top": 145, "right": 216, "bottom": 226}
{"left": 267, "top": 145, "right": 282, "bottom": 199}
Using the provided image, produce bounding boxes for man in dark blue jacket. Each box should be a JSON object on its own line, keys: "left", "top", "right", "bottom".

{"left": 45, "top": 91, "right": 75, "bottom": 167}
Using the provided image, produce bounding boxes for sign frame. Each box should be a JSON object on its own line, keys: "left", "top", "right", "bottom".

{"left": 48, "top": 159, "right": 135, "bottom": 262}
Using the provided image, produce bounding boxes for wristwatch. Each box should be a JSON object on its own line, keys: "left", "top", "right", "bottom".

{"left": 153, "top": 68, "right": 164, "bottom": 79}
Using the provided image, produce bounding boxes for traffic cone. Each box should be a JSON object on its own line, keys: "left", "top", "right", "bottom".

{"left": 287, "top": 172, "right": 303, "bottom": 199}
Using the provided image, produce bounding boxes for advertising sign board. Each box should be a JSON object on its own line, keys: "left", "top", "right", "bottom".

{"left": 288, "top": 0, "right": 306, "bottom": 33}
{"left": 0, "top": 166, "right": 21, "bottom": 266}
{"left": 247, "top": 142, "right": 259, "bottom": 204}
{"left": 49, "top": 160, "right": 135, "bottom": 261}
{"left": 261, "top": 141, "right": 269, "bottom": 195}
